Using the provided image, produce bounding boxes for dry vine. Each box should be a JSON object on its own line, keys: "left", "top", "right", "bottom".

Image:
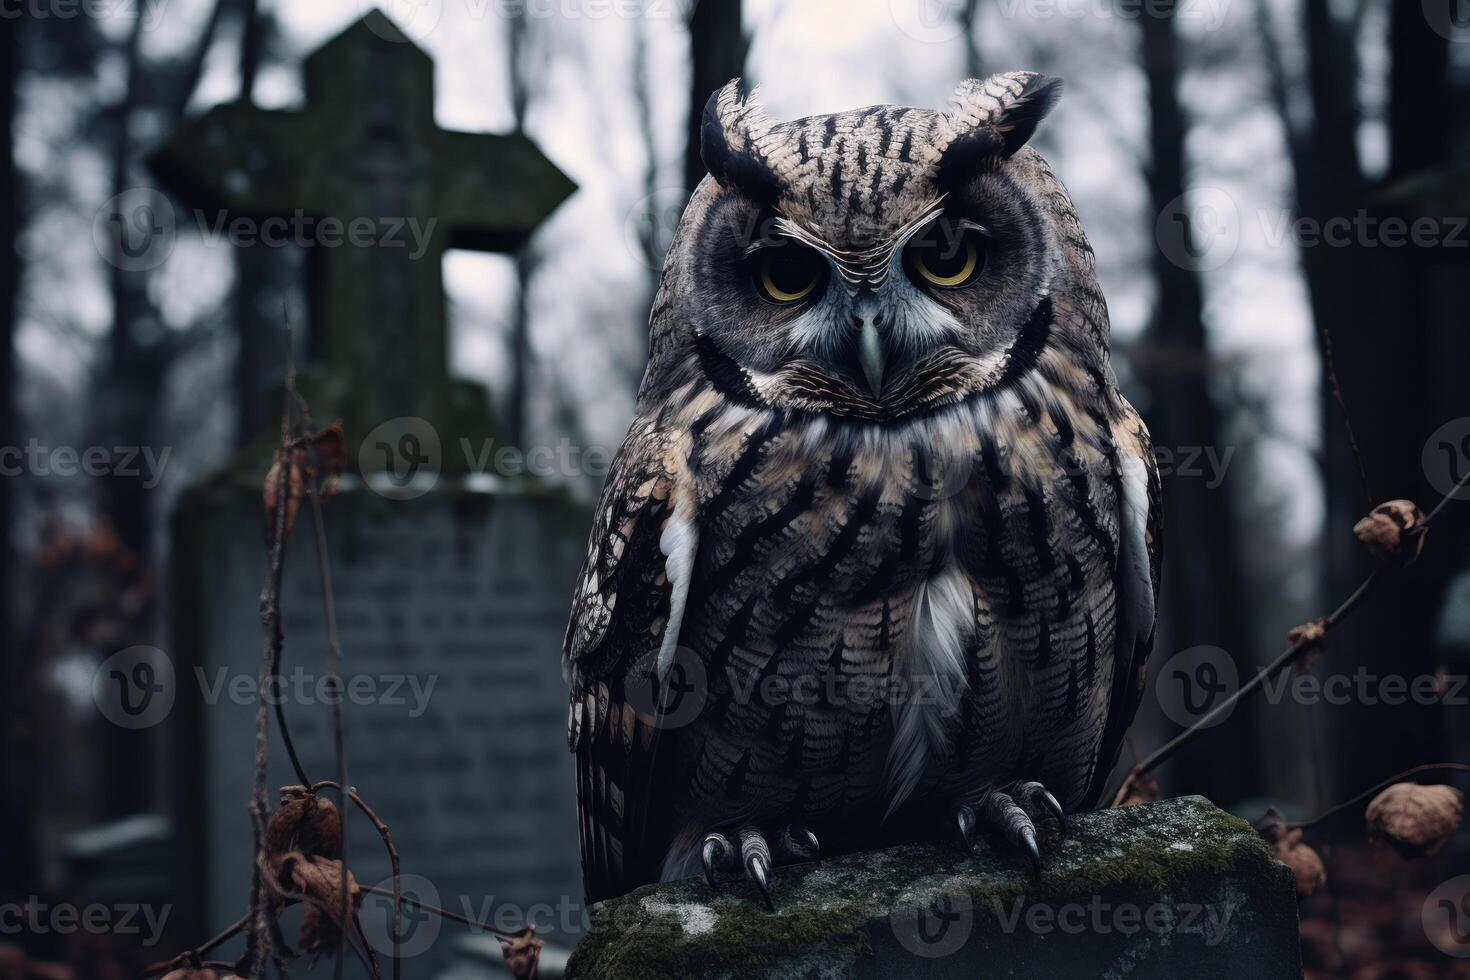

{"left": 143, "top": 333, "right": 541, "bottom": 980}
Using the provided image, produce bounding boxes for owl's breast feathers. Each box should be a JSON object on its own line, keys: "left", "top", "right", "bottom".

{"left": 565, "top": 297, "right": 1160, "bottom": 902}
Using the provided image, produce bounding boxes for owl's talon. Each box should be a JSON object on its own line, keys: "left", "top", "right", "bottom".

{"left": 957, "top": 789, "right": 1046, "bottom": 873}
{"left": 955, "top": 804, "right": 984, "bottom": 857}
{"left": 797, "top": 827, "right": 821, "bottom": 864}
{"left": 1018, "top": 824, "right": 1042, "bottom": 875}
{"left": 1015, "top": 780, "right": 1068, "bottom": 833}
{"left": 739, "top": 826, "right": 776, "bottom": 911}
{"left": 701, "top": 832, "right": 733, "bottom": 890}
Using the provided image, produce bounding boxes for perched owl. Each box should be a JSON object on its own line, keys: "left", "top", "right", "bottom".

{"left": 564, "top": 72, "right": 1161, "bottom": 908}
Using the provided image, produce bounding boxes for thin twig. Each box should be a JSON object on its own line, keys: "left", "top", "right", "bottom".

{"left": 286, "top": 367, "right": 351, "bottom": 980}
{"left": 360, "top": 884, "right": 523, "bottom": 943}
{"left": 140, "top": 915, "right": 248, "bottom": 977}
{"left": 1316, "top": 319, "right": 1373, "bottom": 506}
{"left": 247, "top": 342, "right": 297, "bottom": 977}
{"left": 1259, "top": 762, "right": 1470, "bottom": 833}
{"left": 1133, "top": 571, "right": 1379, "bottom": 777}
{"left": 1128, "top": 464, "right": 1470, "bottom": 781}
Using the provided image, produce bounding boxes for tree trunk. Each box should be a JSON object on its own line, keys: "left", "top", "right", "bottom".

{"left": 685, "top": 0, "right": 746, "bottom": 196}
{"left": 0, "top": 9, "right": 29, "bottom": 888}
{"left": 1136, "top": 3, "right": 1261, "bottom": 805}
{"left": 1327, "top": 1, "right": 1459, "bottom": 788}
{"left": 232, "top": 0, "right": 275, "bottom": 447}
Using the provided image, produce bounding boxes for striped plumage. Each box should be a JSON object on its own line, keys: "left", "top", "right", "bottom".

{"left": 564, "top": 72, "right": 1161, "bottom": 903}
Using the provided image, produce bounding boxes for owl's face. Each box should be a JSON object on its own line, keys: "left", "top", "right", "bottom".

{"left": 653, "top": 73, "right": 1086, "bottom": 422}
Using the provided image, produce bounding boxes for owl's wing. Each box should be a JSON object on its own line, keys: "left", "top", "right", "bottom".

{"left": 564, "top": 411, "right": 697, "bottom": 902}
{"left": 1082, "top": 409, "right": 1163, "bottom": 808}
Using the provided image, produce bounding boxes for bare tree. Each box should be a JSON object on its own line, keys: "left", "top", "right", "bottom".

{"left": 1135, "top": 2, "right": 1261, "bottom": 804}
{"left": 231, "top": 0, "right": 279, "bottom": 447}
{"left": 1257, "top": 0, "right": 1464, "bottom": 792}
{"left": 505, "top": 6, "right": 545, "bottom": 448}
{"left": 0, "top": 6, "right": 23, "bottom": 892}
{"left": 684, "top": 0, "right": 747, "bottom": 195}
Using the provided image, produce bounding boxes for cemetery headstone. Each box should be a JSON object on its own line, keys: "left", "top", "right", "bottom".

{"left": 156, "top": 13, "right": 587, "bottom": 974}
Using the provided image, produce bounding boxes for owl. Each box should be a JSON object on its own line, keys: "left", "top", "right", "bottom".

{"left": 564, "top": 72, "right": 1161, "bottom": 908}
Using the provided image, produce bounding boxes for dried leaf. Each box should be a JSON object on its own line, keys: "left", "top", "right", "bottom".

{"left": 1109, "top": 771, "right": 1158, "bottom": 809}
{"left": 275, "top": 852, "right": 362, "bottom": 960}
{"left": 265, "top": 788, "right": 344, "bottom": 866}
{"left": 501, "top": 926, "right": 543, "bottom": 980}
{"left": 1287, "top": 617, "right": 1329, "bottom": 675}
{"left": 1269, "top": 826, "right": 1327, "bottom": 898}
{"left": 263, "top": 421, "right": 348, "bottom": 542}
{"left": 1365, "top": 782, "right": 1463, "bottom": 858}
{"left": 1353, "top": 499, "right": 1426, "bottom": 566}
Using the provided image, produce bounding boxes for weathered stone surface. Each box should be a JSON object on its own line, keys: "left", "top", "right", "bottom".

{"left": 566, "top": 796, "right": 1302, "bottom": 979}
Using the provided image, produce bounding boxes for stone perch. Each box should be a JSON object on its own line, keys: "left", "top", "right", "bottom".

{"left": 566, "top": 796, "right": 1302, "bottom": 979}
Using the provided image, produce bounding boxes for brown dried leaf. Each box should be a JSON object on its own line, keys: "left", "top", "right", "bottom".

{"left": 265, "top": 788, "right": 344, "bottom": 867}
{"left": 276, "top": 852, "right": 362, "bottom": 960}
{"left": 1270, "top": 826, "right": 1327, "bottom": 898}
{"left": 501, "top": 926, "right": 543, "bottom": 980}
{"left": 1365, "top": 782, "right": 1464, "bottom": 858}
{"left": 263, "top": 421, "right": 348, "bottom": 543}
{"left": 1109, "top": 770, "right": 1159, "bottom": 809}
{"left": 1353, "top": 499, "right": 1426, "bottom": 566}
{"left": 1287, "top": 617, "right": 1329, "bottom": 675}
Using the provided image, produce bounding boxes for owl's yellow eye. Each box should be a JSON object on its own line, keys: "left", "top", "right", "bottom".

{"left": 905, "top": 221, "right": 985, "bottom": 289}
{"left": 752, "top": 245, "right": 826, "bottom": 305}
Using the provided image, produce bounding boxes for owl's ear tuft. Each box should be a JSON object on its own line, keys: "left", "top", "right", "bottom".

{"left": 700, "top": 79, "right": 784, "bottom": 206}
{"left": 992, "top": 73, "right": 1064, "bottom": 157}
{"left": 937, "top": 72, "right": 1064, "bottom": 190}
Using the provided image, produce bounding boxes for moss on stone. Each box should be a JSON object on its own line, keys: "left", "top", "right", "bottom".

{"left": 565, "top": 796, "right": 1296, "bottom": 980}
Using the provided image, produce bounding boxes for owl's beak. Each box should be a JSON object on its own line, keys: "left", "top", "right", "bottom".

{"left": 857, "top": 317, "right": 886, "bottom": 399}
{"left": 850, "top": 302, "right": 889, "bottom": 399}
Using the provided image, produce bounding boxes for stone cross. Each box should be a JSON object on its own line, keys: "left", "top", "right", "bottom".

{"left": 152, "top": 10, "right": 574, "bottom": 460}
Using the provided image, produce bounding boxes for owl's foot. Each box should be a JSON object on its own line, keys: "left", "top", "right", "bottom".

{"left": 700, "top": 825, "right": 821, "bottom": 911}
{"left": 955, "top": 781, "right": 1067, "bottom": 875}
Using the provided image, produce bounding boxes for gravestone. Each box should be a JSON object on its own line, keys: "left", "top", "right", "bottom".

{"left": 566, "top": 796, "right": 1303, "bottom": 979}
{"left": 159, "top": 13, "right": 588, "bottom": 975}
